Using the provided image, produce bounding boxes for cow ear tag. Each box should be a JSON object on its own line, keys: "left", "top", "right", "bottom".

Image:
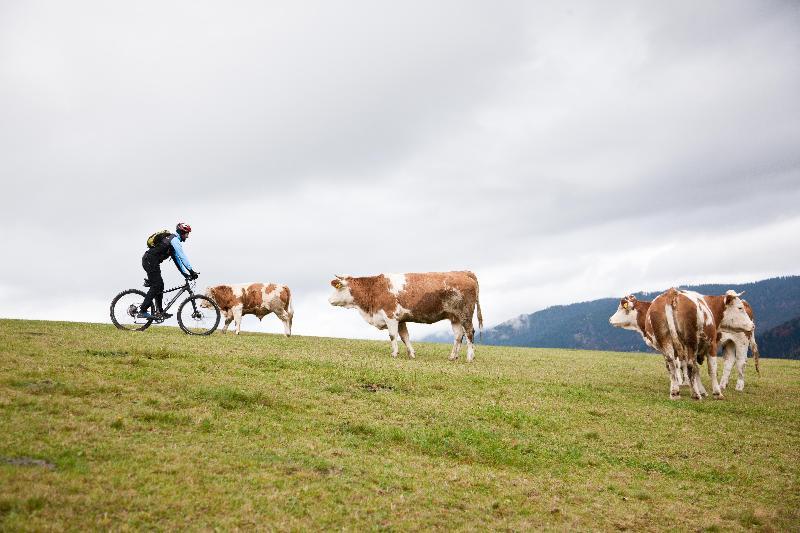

{"left": 622, "top": 302, "right": 629, "bottom": 310}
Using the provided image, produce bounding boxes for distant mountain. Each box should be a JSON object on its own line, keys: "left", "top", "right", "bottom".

{"left": 758, "top": 316, "right": 800, "bottom": 359}
{"left": 423, "top": 276, "right": 800, "bottom": 358}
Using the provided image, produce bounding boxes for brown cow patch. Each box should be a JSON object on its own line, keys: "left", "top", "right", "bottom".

{"left": 632, "top": 299, "right": 651, "bottom": 336}
{"left": 280, "top": 286, "right": 291, "bottom": 308}
{"left": 208, "top": 285, "right": 238, "bottom": 311}
{"left": 241, "top": 283, "right": 264, "bottom": 311}
{"left": 397, "top": 272, "right": 478, "bottom": 324}
{"left": 347, "top": 275, "right": 396, "bottom": 316}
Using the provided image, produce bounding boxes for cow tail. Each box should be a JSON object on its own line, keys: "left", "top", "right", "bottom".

{"left": 476, "top": 283, "right": 483, "bottom": 340}
{"left": 665, "top": 300, "right": 683, "bottom": 363}
{"left": 750, "top": 335, "right": 761, "bottom": 376}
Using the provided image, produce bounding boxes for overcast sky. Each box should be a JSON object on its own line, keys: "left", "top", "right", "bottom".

{"left": 1, "top": 1, "right": 798, "bottom": 340}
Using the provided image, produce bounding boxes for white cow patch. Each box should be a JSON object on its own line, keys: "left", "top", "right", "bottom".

{"left": 679, "top": 290, "right": 714, "bottom": 327}
{"left": 358, "top": 308, "right": 388, "bottom": 329}
{"left": 386, "top": 273, "right": 407, "bottom": 296}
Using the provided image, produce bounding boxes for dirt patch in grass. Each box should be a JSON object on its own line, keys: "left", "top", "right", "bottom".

{"left": 83, "top": 347, "right": 179, "bottom": 359}
{"left": 359, "top": 382, "right": 394, "bottom": 392}
{"left": 1, "top": 456, "right": 55, "bottom": 470}
{"left": 84, "top": 349, "right": 130, "bottom": 357}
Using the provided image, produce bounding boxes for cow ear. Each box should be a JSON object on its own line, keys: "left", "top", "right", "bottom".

{"left": 331, "top": 278, "right": 347, "bottom": 289}
{"left": 725, "top": 294, "right": 734, "bottom": 306}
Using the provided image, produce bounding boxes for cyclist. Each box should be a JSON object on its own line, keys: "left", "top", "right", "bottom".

{"left": 138, "top": 222, "right": 199, "bottom": 320}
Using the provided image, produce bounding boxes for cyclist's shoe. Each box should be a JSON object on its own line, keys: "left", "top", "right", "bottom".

{"left": 155, "top": 311, "right": 173, "bottom": 320}
{"left": 136, "top": 311, "right": 153, "bottom": 320}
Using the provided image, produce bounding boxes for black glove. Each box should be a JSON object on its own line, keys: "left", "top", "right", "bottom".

{"left": 188, "top": 269, "right": 199, "bottom": 280}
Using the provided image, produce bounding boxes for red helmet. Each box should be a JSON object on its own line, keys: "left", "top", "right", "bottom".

{"left": 176, "top": 222, "right": 192, "bottom": 234}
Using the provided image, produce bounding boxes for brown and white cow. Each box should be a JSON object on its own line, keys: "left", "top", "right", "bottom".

{"left": 203, "top": 283, "right": 293, "bottom": 336}
{"left": 650, "top": 289, "right": 753, "bottom": 399}
{"left": 328, "top": 271, "right": 483, "bottom": 361}
{"left": 611, "top": 289, "right": 754, "bottom": 399}
{"left": 608, "top": 295, "right": 694, "bottom": 387}
{"left": 718, "top": 300, "right": 761, "bottom": 391}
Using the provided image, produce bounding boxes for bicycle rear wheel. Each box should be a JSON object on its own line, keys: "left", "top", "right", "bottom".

{"left": 110, "top": 289, "right": 153, "bottom": 331}
{"left": 177, "top": 295, "right": 220, "bottom": 335}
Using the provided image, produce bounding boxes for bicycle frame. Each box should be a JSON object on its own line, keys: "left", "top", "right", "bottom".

{"left": 160, "top": 280, "right": 198, "bottom": 313}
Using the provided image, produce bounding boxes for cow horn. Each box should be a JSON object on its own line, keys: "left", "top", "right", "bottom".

{"left": 335, "top": 274, "right": 345, "bottom": 279}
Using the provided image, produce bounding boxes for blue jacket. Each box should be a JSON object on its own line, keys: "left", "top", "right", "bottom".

{"left": 170, "top": 235, "right": 193, "bottom": 275}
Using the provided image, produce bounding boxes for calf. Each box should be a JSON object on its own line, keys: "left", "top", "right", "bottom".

{"left": 328, "top": 271, "right": 483, "bottom": 361}
{"left": 204, "top": 283, "right": 293, "bottom": 336}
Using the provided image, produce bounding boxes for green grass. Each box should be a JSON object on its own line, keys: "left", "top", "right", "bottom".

{"left": 1, "top": 318, "right": 798, "bottom": 531}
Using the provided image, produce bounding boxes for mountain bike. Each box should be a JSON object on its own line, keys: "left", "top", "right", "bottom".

{"left": 110, "top": 276, "right": 221, "bottom": 335}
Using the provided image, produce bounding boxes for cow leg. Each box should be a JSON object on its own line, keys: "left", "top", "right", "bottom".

{"left": 719, "top": 341, "right": 736, "bottom": 390}
{"left": 221, "top": 312, "right": 234, "bottom": 333}
{"left": 680, "top": 360, "right": 690, "bottom": 387}
{"left": 687, "top": 360, "right": 704, "bottom": 400}
{"left": 685, "top": 358, "right": 706, "bottom": 396}
{"left": 734, "top": 344, "right": 747, "bottom": 391}
{"left": 386, "top": 319, "right": 400, "bottom": 358}
{"left": 398, "top": 322, "right": 415, "bottom": 359}
{"left": 708, "top": 354, "right": 723, "bottom": 399}
{"left": 464, "top": 321, "right": 476, "bottom": 363}
{"left": 233, "top": 305, "right": 244, "bottom": 335}
{"left": 658, "top": 339, "right": 681, "bottom": 399}
{"left": 449, "top": 322, "right": 464, "bottom": 361}
{"left": 674, "top": 360, "right": 684, "bottom": 387}
{"left": 276, "top": 311, "right": 292, "bottom": 337}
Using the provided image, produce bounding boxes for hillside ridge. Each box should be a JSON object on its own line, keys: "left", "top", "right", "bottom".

{"left": 425, "top": 275, "right": 800, "bottom": 358}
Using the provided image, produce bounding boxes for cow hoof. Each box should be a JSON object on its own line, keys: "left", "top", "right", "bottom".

{"left": 720, "top": 382, "right": 728, "bottom": 390}
{"left": 408, "top": 353, "right": 416, "bottom": 359}
{"left": 448, "top": 355, "right": 458, "bottom": 361}
{"left": 735, "top": 382, "right": 745, "bottom": 392}
{"left": 700, "top": 391, "right": 708, "bottom": 398}
{"left": 713, "top": 392, "right": 724, "bottom": 400}
{"left": 670, "top": 392, "right": 680, "bottom": 400}
{"left": 691, "top": 393, "right": 702, "bottom": 400}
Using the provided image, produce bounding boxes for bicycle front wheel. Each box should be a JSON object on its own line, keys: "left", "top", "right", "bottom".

{"left": 110, "top": 289, "right": 153, "bottom": 331}
{"left": 177, "top": 295, "right": 220, "bottom": 335}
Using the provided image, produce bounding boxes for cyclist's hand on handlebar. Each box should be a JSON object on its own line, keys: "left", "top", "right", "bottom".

{"left": 188, "top": 269, "right": 199, "bottom": 280}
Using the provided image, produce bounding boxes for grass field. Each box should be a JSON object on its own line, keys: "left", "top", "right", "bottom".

{"left": 1, "top": 318, "right": 799, "bottom": 531}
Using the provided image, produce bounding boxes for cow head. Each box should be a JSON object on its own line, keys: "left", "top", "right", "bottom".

{"left": 609, "top": 295, "right": 641, "bottom": 332}
{"left": 328, "top": 275, "right": 355, "bottom": 308}
{"left": 720, "top": 290, "right": 754, "bottom": 333}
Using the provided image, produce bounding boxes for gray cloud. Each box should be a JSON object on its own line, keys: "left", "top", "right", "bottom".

{"left": 1, "top": 1, "right": 798, "bottom": 340}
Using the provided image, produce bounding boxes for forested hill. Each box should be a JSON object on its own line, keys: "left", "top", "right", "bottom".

{"left": 424, "top": 276, "right": 800, "bottom": 358}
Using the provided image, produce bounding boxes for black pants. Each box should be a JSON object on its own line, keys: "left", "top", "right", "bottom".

{"left": 140, "top": 256, "right": 164, "bottom": 313}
